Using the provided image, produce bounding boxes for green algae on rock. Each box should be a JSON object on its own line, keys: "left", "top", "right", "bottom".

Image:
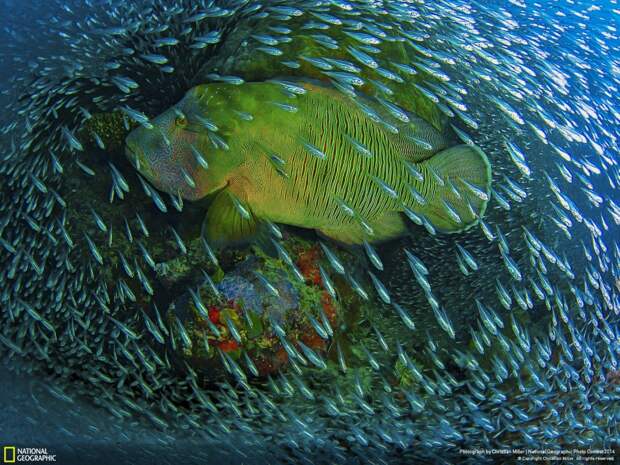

{"left": 82, "top": 111, "right": 137, "bottom": 152}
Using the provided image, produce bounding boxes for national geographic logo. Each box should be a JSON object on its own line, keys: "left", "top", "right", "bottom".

{"left": 2, "top": 447, "right": 56, "bottom": 463}
{"left": 3, "top": 447, "right": 15, "bottom": 464}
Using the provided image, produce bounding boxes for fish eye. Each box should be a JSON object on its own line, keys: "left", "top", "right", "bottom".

{"left": 173, "top": 108, "right": 188, "bottom": 127}
{"left": 175, "top": 114, "right": 187, "bottom": 127}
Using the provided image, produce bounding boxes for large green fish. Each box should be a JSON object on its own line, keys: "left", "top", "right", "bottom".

{"left": 125, "top": 81, "right": 491, "bottom": 246}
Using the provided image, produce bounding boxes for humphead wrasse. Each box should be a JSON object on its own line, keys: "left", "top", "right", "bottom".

{"left": 125, "top": 81, "right": 491, "bottom": 246}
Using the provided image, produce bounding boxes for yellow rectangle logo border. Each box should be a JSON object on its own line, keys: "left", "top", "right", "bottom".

{"left": 3, "top": 446, "right": 16, "bottom": 463}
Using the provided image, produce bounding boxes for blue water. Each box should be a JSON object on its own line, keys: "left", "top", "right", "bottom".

{"left": 0, "top": 1, "right": 619, "bottom": 464}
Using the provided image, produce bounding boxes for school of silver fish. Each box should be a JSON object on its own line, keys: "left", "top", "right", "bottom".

{"left": 0, "top": 0, "right": 619, "bottom": 464}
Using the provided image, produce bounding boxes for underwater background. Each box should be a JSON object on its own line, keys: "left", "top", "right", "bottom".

{"left": 0, "top": 0, "right": 619, "bottom": 464}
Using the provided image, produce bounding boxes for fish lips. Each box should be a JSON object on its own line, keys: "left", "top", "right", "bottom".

{"left": 124, "top": 139, "right": 157, "bottom": 182}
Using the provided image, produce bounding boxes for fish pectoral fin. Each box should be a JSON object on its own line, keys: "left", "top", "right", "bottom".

{"left": 412, "top": 144, "right": 491, "bottom": 233}
{"left": 319, "top": 212, "right": 406, "bottom": 245}
{"left": 202, "top": 190, "right": 260, "bottom": 248}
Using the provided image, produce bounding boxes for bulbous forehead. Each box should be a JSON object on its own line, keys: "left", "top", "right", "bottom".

{"left": 186, "top": 84, "right": 209, "bottom": 100}
{"left": 179, "top": 85, "right": 210, "bottom": 111}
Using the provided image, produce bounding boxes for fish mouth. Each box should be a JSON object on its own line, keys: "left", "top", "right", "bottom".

{"left": 124, "top": 141, "right": 139, "bottom": 163}
{"left": 125, "top": 141, "right": 149, "bottom": 175}
{"left": 124, "top": 141, "right": 162, "bottom": 191}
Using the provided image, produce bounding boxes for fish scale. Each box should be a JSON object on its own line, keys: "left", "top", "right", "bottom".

{"left": 301, "top": 96, "right": 395, "bottom": 221}
{"left": 226, "top": 82, "right": 464, "bottom": 240}
{"left": 288, "top": 88, "right": 415, "bottom": 223}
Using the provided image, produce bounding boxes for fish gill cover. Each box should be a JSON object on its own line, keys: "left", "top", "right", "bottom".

{"left": 0, "top": 0, "right": 618, "bottom": 464}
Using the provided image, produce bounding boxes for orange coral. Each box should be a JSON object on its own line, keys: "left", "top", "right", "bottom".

{"left": 296, "top": 245, "right": 322, "bottom": 286}
{"left": 274, "top": 347, "right": 289, "bottom": 365}
{"left": 254, "top": 347, "right": 289, "bottom": 377}
{"left": 320, "top": 291, "right": 338, "bottom": 325}
{"left": 218, "top": 340, "right": 239, "bottom": 352}
{"left": 208, "top": 306, "right": 220, "bottom": 324}
{"left": 301, "top": 331, "right": 327, "bottom": 351}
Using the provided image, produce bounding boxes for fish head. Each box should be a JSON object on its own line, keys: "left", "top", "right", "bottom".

{"left": 125, "top": 86, "right": 219, "bottom": 201}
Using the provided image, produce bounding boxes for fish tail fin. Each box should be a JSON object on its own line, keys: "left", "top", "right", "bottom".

{"left": 412, "top": 144, "right": 491, "bottom": 233}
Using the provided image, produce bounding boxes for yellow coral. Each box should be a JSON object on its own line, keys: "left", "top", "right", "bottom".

{"left": 81, "top": 111, "right": 136, "bottom": 152}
